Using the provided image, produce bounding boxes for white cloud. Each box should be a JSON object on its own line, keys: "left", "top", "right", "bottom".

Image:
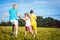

{"left": 0, "top": 0, "right": 60, "bottom": 22}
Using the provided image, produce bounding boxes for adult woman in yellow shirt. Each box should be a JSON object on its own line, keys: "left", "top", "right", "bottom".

{"left": 30, "top": 10, "right": 37, "bottom": 37}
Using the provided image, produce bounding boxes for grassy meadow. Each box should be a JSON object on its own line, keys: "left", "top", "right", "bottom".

{"left": 0, "top": 26, "right": 60, "bottom": 40}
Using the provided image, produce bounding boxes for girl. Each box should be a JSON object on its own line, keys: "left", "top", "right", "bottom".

{"left": 30, "top": 10, "right": 37, "bottom": 37}
{"left": 21, "top": 13, "right": 33, "bottom": 36}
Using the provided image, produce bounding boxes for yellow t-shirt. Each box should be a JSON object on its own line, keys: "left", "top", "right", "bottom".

{"left": 30, "top": 13, "right": 37, "bottom": 30}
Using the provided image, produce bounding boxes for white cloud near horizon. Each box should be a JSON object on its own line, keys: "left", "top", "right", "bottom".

{"left": 0, "top": 0, "right": 60, "bottom": 22}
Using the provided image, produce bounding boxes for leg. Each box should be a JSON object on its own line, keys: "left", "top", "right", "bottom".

{"left": 29, "top": 26, "right": 33, "bottom": 36}
{"left": 12, "top": 24, "right": 15, "bottom": 36}
{"left": 24, "top": 31, "right": 27, "bottom": 36}
{"left": 24, "top": 26, "right": 28, "bottom": 36}
{"left": 13, "top": 20, "right": 18, "bottom": 38}
{"left": 15, "top": 24, "right": 18, "bottom": 38}
{"left": 34, "top": 29, "right": 37, "bottom": 35}
{"left": 10, "top": 20, "right": 18, "bottom": 37}
{"left": 32, "top": 26, "right": 37, "bottom": 37}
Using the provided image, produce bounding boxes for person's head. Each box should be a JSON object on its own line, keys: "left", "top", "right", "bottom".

{"left": 24, "top": 13, "right": 29, "bottom": 17}
{"left": 30, "top": 10, "right": 34, "bottom": 14}
{"left": 13, "top": 4, "right": 18, "bottom": 9}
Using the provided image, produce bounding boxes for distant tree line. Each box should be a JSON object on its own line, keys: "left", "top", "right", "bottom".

{"left": 0, "top": 16, "right": 60, "bottom": 28}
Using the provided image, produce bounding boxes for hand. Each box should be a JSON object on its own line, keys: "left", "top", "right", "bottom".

{"left": 1, "top": 17, "right": 4, "bottom": 22}
{"left": 18, "top": 16, "right": 21, "bottom": 19}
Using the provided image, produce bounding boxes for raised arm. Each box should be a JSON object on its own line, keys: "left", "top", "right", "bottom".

{"left": 2, "top": 12, "right": 9, "bottom": 21}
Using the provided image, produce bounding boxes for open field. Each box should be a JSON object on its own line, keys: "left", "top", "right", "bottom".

{"left": 0, "top": 26, "right": 60, "bottom": 40}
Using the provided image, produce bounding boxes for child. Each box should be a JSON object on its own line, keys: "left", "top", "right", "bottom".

{"left": 2, "top": 4, "right": 20, "bottom": 38}
{"left": 30, "top": 10, "right": 37, "bottom": 37}
{"left": 21, "top": 13, "right": 33, "bottom": 36}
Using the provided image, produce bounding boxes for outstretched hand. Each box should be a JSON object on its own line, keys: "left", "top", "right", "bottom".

{"left": 1, "top": 17, "right": 4, "bottom": 22}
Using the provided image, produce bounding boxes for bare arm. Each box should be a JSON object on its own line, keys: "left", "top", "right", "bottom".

{"left": 35, "top": 15, "right": 37, "bottom": 20}
{"left": 36, "top": 16, "right": 37, "bottom": 20}
{"left": 2, "top": 12, "right": 9, "bottom": 21}
{"left": 21, "top": 17, "right": 27, "bottom": 21}
{"left": 17, "top": 12, "right": 21, "bottom": 18}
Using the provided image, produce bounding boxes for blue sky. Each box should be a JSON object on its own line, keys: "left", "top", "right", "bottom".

{"left": 0, "top": 0, "right": 60, "bottom": 22}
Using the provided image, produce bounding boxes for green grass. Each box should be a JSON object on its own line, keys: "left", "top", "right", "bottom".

{"left": 0, "top": 26, "right": 60, "bottom": 40}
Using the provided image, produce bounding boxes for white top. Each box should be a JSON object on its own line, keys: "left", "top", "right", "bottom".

{"left": 25, "top": 18, "right": 31, "bottom": 26}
